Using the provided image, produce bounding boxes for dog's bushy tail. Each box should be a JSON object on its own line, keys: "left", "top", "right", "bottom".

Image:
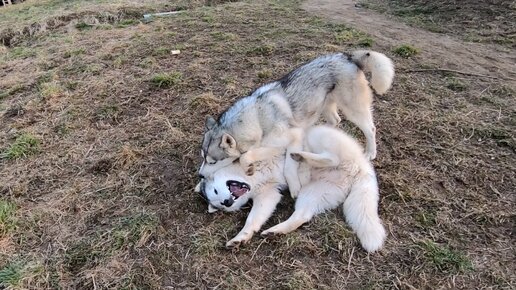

{"left": 343, "top": 165, "right": 386, "bottom": 252}
{"left": 350, "top": 50, "right": 395, "bottom": 95}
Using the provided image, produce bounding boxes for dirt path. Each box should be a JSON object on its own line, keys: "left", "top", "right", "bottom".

{"left": 302, "top": 0, "right": 516, "bottom": 83}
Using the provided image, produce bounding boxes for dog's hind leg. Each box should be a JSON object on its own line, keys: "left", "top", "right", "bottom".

{"left": 262, "top": 182, "right": 342, "bottom": 235}
{"left": 341, "top": 105, "right": 377, "bottom": 160}
{"left": 284, "top": 128, "right": 304, "bottom": 198}
{"left": 226, "top": 184, "right": 282, "bottom": 249}
{"left": 322, "top": 100, "right": 341, "bottom": 126}
{"left": 290, "top": 151, "right": 340, "bottom": 168}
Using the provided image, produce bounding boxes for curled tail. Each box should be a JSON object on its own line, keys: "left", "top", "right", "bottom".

{"left": 343, "top": 166, "right": 386, "bottom": 252}
{"left": 350, "top": 50, "right": 395, "bottom": 95}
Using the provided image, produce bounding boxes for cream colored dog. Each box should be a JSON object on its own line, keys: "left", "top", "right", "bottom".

{"left": 198, "top": 125, "right": 386, "bottom": 252}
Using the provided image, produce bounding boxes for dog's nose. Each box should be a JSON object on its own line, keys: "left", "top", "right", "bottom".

{"left": 198, "top": 174, "right": 204, "bottom": 179}
{"left": 221, "top": 198, "right": 234, "bottom": 207}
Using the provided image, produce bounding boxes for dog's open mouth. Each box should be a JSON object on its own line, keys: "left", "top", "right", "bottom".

{"left": 226, "top": 180, "right": 250, "bottom": 198}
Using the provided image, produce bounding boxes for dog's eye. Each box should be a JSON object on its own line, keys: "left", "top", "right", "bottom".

{"left": 208, "top": 160, "right": 217, "bottom": 165}
{"left": 214, "top": 189, "right": 218, "bottom": 195}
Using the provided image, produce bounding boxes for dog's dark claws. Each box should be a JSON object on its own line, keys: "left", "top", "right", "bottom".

{"left": 290, "top": 152, "right": 304, "bottom": 162}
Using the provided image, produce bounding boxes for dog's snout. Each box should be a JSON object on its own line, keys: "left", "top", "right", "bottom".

{"left": 221, "top": 198, "right": 234, "bottom": 207}
{"left": 198, "top": 174, "right": 205, "bottom": 179}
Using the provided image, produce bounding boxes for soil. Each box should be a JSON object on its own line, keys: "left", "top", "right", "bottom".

{"left": 0, "top": 0, "right": 514, "bottom": 289}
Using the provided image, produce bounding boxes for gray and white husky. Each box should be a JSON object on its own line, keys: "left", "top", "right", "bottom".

{"left": 197, "top": 125, "right": 386, "bottom": 253}
{"left": 199, "top": 50, "right": 394, "bottom": 180}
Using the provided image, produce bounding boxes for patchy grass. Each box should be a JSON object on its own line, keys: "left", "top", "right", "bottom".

{"left": 116, "top": 19, "right": 140, "bottom": 28}
{"left": 334, "top": 27, "right": 374, "bottom": 47}
{"left": 446, "top": 77, "right": 467, "bottom": 91}
{"left": 0, "top": 200, "right": 17, "bottom": 236}
{"left": 5, "top": 47, "right": 36, "bottom": 59}
{"left": 0, "top": 84, "right": 25, "bottom": 100}
{"left": 63, "top": 48, "right": 86, "bottom": 58}
{"left": 1, "top": 134, "right": 40, "bottom": 159}
{"left": 257, "top": 69, "right": 273, "bottom": 80}
{"left": 0, "top": 0, "right": 514, "bottom": 289}
{"left": 39, "top": 82, "right": 65, "bottom": 99}
{"left": 96, "top": 104, "right": 120, "bottom": 122}
{"left": 75, "top": 22, "right": 93, "bottom": 31}
{"left": 420, "top": 241, "right": 474, "bottom": 273}
{"left": 247, "top": 43, "right": 276, "bottom": 56}
{"left": 0, "top": 260, "right": 25, "bottom": 288}
{"left": 150, "top": 72, "right": 183, "bottom": 88}
{"left": 393, "top": 44, "right": 419, "bottom": 57}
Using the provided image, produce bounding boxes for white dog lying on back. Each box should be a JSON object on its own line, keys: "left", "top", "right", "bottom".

{"left": 197, "top": 125, "right": 386, "bottom": 252}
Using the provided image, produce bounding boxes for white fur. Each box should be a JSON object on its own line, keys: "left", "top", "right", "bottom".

{"left": 204, "top": 125, "right": 386, "bottom": 252}
{"left": 351, "top": 50, "right": 395, "bottom": 95}
{"left": 261, "top": 126, "right": 386, "bottom": 252}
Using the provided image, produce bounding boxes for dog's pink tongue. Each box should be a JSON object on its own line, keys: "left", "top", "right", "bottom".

{"left": 230, "top": 184, "right": 248, "bottom": 197}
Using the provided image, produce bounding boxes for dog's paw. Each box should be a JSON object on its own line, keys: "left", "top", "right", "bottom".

{"left": 207, "top": 204, "right": 219, "bottom": 213}
{"left": 290, "top": 152, "right": 304, "bottom": 162}
{"left": 226, "top": 236, "right": 250, "bottom": 249}
{"left": 289, "top": 183, "right": 301, "bottom": 199}
{"left": 261, "top": 228, "right": 284, "bottom": 237}
{"left": 240, "top": 154, "right": 255, "bottom": 176}
{"left": 225, "top": 239, "right": 242, "bottom": 250}
{"left": 245, "top": 163, "right": 255, "bottom": 176}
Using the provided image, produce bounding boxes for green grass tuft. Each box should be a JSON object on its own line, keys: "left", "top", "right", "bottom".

{"left": 334, "top": 28, "right": 373, "bottom": 46}
{"left": 39, "top": 82, "right": 64, "bottom": 98}
{"left": 416, "top": 211, "right": 436, "bottom": 228}
{"left": 63, "top": 48, "right": 86, "bottom": 58}
{"left": 421, "top": 241, "right": 473, "bottom": 273}
{"left": 446, "top": 77, "right": 467, "bottom": 91}
{"left": 0, "top": 260, "right": 25, "bottom": 288}
{"left": 75, "top": 22, "right": 93, "bottom": 31}
{"left": 358, "top": 36, "right": 374, "bottom": 47}
{"left": 247, "top": 44, "right": 275, "bottom": 56}
{"left": 112, "top": 212, "right": 159, "bottom": 249}
{"left": 2, "top": 133, "right": 40, "bottom": 159}
{"left": 0, "top": 200, "right": 17, "bottom": 236}
{"left": 150, "top": 72, "right": 183, "bottom": 88}
{"left": 116, "top": 19, "right": 139, "bottom": 28}
{"left": 0, "top": 84, "right": 25, "bottom": 100}
{"left": 8, "top": 47, "right": 36, "bottom": 59}
{"left": 257, "top": 69, "right": 273, "bottom": 79}
{"left": 96, "top": 104, "right": 120, "bottom": 121}
{"left": 393, "top": 44, "right": 419, "bottom": 57}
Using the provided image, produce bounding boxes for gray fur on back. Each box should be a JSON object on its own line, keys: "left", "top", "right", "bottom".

{"left": 202, "top": 53, "right": 359, "bottom": 159}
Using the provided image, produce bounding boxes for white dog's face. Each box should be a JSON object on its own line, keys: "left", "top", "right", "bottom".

{"left": 201, "top": 163, "right": 252, "bottom": 212}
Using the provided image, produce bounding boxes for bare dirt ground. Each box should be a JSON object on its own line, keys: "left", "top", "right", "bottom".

{"left": 303, "top": 0, "right": 516, "bottom": 80}
{"left": 1, "top": 0, "right": 515, "bottom": 289}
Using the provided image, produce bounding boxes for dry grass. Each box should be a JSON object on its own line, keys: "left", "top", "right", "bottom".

{"left": 0, "top": 0, "right": 515, "bottom": 289}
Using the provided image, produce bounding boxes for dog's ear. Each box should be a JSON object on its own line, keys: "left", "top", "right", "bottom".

{"left": 208, "top": 204, "right": 219, "bottom": 213}
{"left": 205, "top": 116, "right": 217, "bottom": 130}
{"left": 220, "top": 133, "right": 237, "bottom": 150}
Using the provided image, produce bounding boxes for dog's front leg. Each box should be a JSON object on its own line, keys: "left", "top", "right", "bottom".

{"left": 240, "top": 147, "right": 285, "bottom": 176}
{"left": 226, "top": 185, "right": 282, "bottom": 249}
